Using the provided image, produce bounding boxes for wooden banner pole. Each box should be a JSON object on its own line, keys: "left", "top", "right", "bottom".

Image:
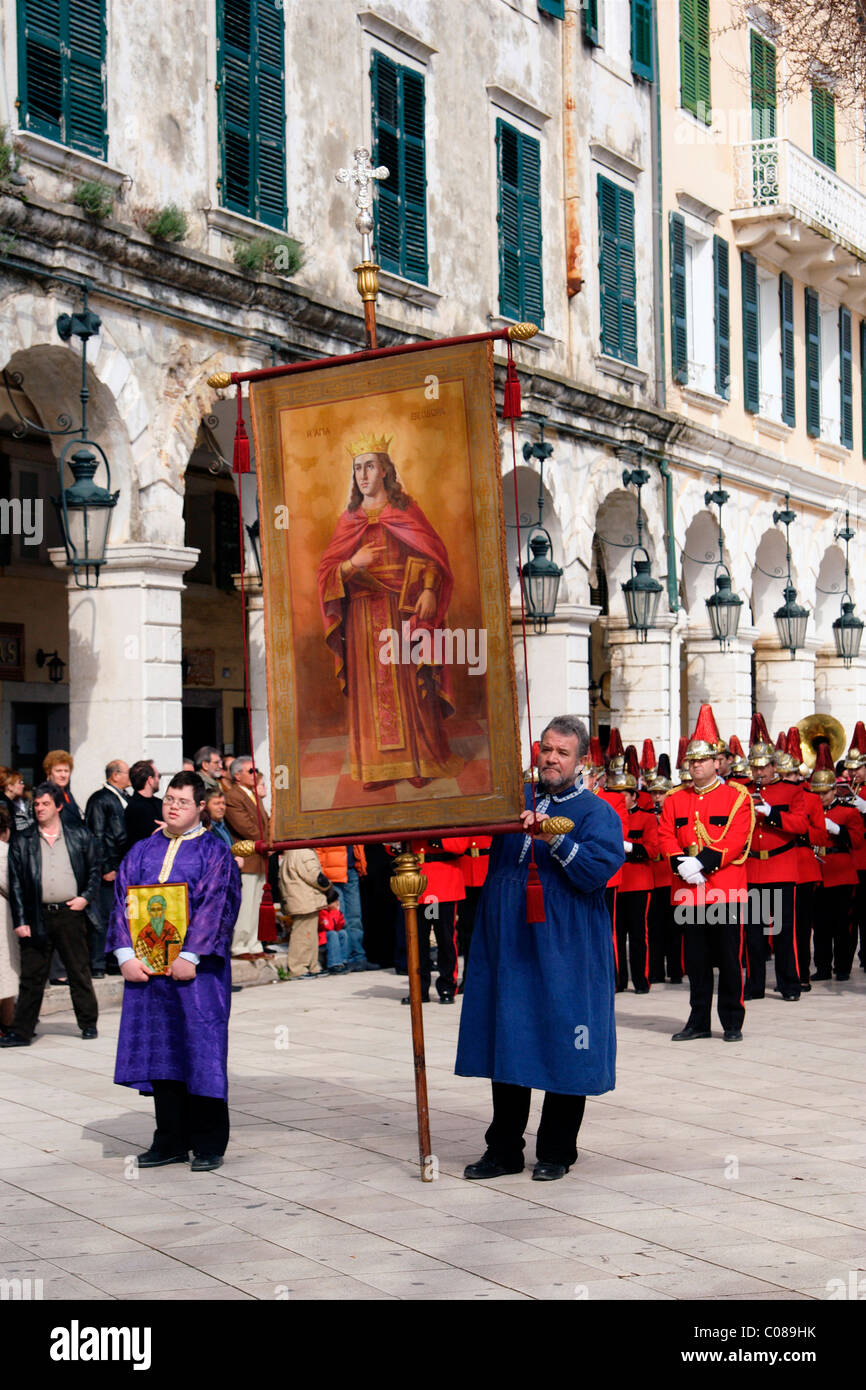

{"left": 389, "top": 851, "right": 433, "bottom": 1180}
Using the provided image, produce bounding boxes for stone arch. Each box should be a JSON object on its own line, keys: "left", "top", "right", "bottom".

{"left": 502, "top": 464, "right": 566, "bottom": 606}
{"left": 751, "top": 525, "right": 796, "bottom": 631}
{"left": 594, "top": 486, "right": 662, "bottom": 622}
{"left": 813, "top": 544, "right": 848, "bottom": 647}
{"left": 680, "top": 508, "right": 736, "bottom": 612}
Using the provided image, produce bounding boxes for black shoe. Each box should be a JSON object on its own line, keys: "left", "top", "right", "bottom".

{"left": 81, "top": 1027, "right": 98, "bottom": 1039}
{"left": 743, "top": 990, "right": 764, "bottom": 1000}
{"left": 190, "top": 1154, "right": 223, "bottom": 1172}
{"left": 799, "top": 982, "right": 811, "bottom": 992}
{"left": 456, "top": 980, "right": 465, "bottom": 995}
{"left": 835, "top": 974, "right": 850, "bottom": 981}
{"left": 463, "top": 1154, "right": 524, "bottom": 1181}
{"left": 136, "top": 1147, "right": 188, "bottom": 1168}
{"left": 671, "top": 1026, "right": 711, "bottom": 1041}
{"left": 780, "top": 993, "right": 800, "bottom": 1002}
{"left": 669, "top": 975, "right": 684, "bottom": 984}
{"left": 439, "top": 993, "right": 455, "bottom": 1004}
{"left": 633, "top": 987, "right": 650, "bottom": 994}
{"left": 401, "top": 993, "right": 429, "bottom": 1004}
{"left": 91, "top": 970, "right": 105, "bottom": 980}
{"left": 811, "top": 972, "right": 831, "bottom": 980}
{"left": 723, "top": 1029, "right": 743, "bottom": 1042}
{"left": 532, "top": 1161, "right": 569, "bottom": 1181}
{"left": 0, "top": 1031, "right": 31, "bottom": 1048}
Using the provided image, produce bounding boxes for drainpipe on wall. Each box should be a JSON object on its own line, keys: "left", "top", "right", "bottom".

{"left": 650, "top": 0, "right": 665, "bottom": 411}
{"left": 658, "top": 455, "right": 680, "bottom": 615}
{"left": 563, "top": 3, "right": 583, "bottom": 304}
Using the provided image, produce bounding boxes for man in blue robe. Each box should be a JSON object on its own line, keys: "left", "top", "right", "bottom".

{"left": 455, "top": 715, "right": 624, "bottom": 1181}
{"left": 107, "top": 772, "right": 242, "bottom": 1172}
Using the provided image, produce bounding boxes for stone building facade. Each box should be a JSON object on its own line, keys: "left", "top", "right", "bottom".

{"left": 0, "top": 0, "right": 864, "bottom": 799}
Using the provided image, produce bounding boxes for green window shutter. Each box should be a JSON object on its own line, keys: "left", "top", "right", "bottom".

{"left": 779, "top": 273, "right": 795, "bottom": 427}
{"left": 669, "top": 212, "right": 688, "bottom": 384}
{"left": 812, "top": 86, "right": 836, "bottom": 170}
{"left": 584, "top": 0, "right": 599, "bottom": 46}
{"left": 840, "top": 306, "right": 853, "bottom": 449}
{"left": 681, "top": 0, "right": 710, "bottom": 122}
{"left": 805, "top": 287, "right": 821, "bottom": 438}
{"left": 496, "top": 120, "right": 544, "bottom": 328}
{"left": 371, "top": 51, "right": 427, "bottom": 285}
{"left": 631, "top": 0, "right": 654, "bottom": 82}
{"left": 713, "top": 235, "right": 730, "bottom": 399}
{"left": 598, "top": 175, "right": 636, "bottom": 364}
{"left": 218, "top": 0, "right": 286, "bottom": 229}
{"left": 750, "top": 31, "right": 776, "bottom": 140}
{"left": 18, "top": 0, "right": 106, "bottom": 157}
{"left": 860, "top": 320, "right": 866, "bottom": 461}
{"left": 741, "top": 252, "right": 760, "bottom": 414}
{"left": 537, "top": 0, "right": 565, "bottom": 16}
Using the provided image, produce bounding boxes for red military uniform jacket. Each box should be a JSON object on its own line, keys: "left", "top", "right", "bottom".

{"left": 798, "top": 786, "right": 829, "bottom": 884}
{"left": 620, "top": 806, "right": 660, "bottom": 894}
{"left": 457, "top": 836, "right": 492, "bottom": 890}
{"left": 596, "top": 788, "right": 628, "bottom": 888}
{"left": 651, "top": 814, "right": 673, "bottom": 891}
{"left": 658, "top": 777, "right": 755, "bottom": 906}
{"left": 747, "top": 777, "right": 809, "bottom": 886}
{"left": 819, "top": 803, "right": 863, "bottom": 888}
{"left": 408, "top": 837, "right": 469, "bottom": 905}
{"left": 848, "top": 789, "right": 866, "bottom": 873}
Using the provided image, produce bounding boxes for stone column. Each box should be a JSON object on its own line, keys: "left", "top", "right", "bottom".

{"left": 684, "top": 622, "right": 758, "bottom": 739}
{"left": 814, "top": 649, "right": 866, "bottom": 735}
{"left": 604, "top": 611, "right": 681, "bottom": 753}
{"left": 754, "top": 634, "right": 819, "bottom": 732}
{"left": 511, "top": 603, "right": 600, "bottom": 762}
{"left": 51, "top": 543, "right": 198, "bottom": 797}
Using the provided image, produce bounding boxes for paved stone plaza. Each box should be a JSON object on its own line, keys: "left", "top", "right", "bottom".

{"left": 0, "top": 972, "right": 864, "bottom": 1302}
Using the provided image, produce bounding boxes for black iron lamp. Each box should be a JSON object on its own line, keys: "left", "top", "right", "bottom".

{"left": 518, "top": 422, "right": 562, "bottom": 633}
{"left": 772, "top": 496, "right": 809, "bottom": 658}
{"left": 831, "top": 512, "right": 863, "bottom": 667}
{"left": 621, "top": 463, "right": 662, "bottom": 641}
{"left": 704, "top": 475, "right": 743, "bottom": 647}
{"left": 36, "top": 648, "right": 65, "bottom": 684}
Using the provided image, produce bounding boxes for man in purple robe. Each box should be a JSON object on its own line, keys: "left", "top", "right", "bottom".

{"left": 107, "top": 771, "right": 242, "bottom": 1172}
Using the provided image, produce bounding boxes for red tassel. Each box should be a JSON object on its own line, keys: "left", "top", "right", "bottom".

{"left": 526, "top": 859, "right": 545, "bottom": 923}
{"left": 233, "top": 385, "right": 250, "bottom": 474}
{"left": 502, "top": 354, "right": 522, "bottom": 420}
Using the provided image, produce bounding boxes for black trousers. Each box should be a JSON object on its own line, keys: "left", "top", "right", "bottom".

{"left": 417, "top": 900, "right": 458, "bottom": 998}
{"left": 457, "top": 886, "right": 482, "bottom": 973}
{"left": 648, "top": 887, "right": 684, "bottom": 982}
{"left": 485, "top": 1081, "right": 586, "bottom": 1168}
{"left": 813, "top": 885, "right": 856, "bottom": 978}
{"left": 683, "top": 912, "right": 745, "bottom": 1033}
{"left": 89, "top": 879, "right": 114, "bottom": 972}
{"left": 744, "top": 882, "right": 799, "bottom": 998}
{"left": 615, "top": 889, "right": 650, "bottom": 991}
{"left": 795, "top": 881, "right": 816, "bottom": 985}
{"left": 856, "top": 871, "right": 866, "bottom": 967}
{"left": 14, "top": 907, "right": 98, "bottom": 1039}
{"left": 151, "top": 1080, "right": 230, "bottom": 1158}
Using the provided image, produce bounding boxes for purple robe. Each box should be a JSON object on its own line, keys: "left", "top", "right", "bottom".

{"left": 107, "top": 830, "right": 242, "bottom": 1100}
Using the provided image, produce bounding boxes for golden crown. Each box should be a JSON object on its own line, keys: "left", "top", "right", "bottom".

{"left": 346, "top": 432, "right": 393, "bottom": 458}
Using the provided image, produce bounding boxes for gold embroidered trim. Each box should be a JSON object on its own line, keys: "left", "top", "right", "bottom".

{"left": 158, "top": 825, "right": 206, "bottom": 884}
{"left": 693, "top": 783, "right": 754, "bottom": 867}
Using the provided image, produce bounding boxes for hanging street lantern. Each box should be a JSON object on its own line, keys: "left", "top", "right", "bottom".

{"left": 516, "top": 419, "right": 562, "bottom": 633}
{"left": 621, "top": 461, "right": 662, "bottom": 641}
{"left": 520, "top": 529, "right": 563, "bottom": 633}
{"left": 771, "top": 496, "right": 809, "bottom": 659}
{"left": 704, "top": 476, "right": 743, "bottom": 647}
{"left": 52, "top": 441, "right": 119, "bottom": 588}
{"left": 831, "top": 513, "right": 863, "bottom": 668}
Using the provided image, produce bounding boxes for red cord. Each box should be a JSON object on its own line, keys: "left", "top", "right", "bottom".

{"left": 234, "top": 393, "right": 266, "bottom": 847}
{"left": 506, "top": 348, "right": 538, "bottom": 845}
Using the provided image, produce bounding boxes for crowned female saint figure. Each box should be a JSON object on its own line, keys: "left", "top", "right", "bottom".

{"left": 317, "top": 433, "right": 463, "bottom": 790}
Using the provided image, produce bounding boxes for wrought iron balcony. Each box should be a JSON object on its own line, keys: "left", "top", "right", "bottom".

{"left": 731, "top": 138, "right": 866, "bottom": 306}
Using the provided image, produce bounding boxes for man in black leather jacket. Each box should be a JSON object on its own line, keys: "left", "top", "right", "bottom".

{"left": 1, "top": 783, "right": 101, "bottom": 1046}
{"left": 84, "top": 760, "right": 130, "bottom": 976}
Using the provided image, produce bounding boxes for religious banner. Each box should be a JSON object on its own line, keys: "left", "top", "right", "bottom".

{"left": 249, "top": 339, "right": 522, "bottom": 842}
{"left": 126, "top": 883, "right": 189, "bottom": 975}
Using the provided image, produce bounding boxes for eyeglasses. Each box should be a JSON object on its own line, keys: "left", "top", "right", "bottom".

{"left": 163, "top": 797, "right": 196, "bottom": 809}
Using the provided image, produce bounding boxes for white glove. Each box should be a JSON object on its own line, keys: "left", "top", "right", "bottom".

{"left": 825, "top": 818, "right": 841, "bottom": 836}
{"left": 853, "top": 795, "right": 866, "bottom": 814}
{"left": 756, "top": 801, "right": 771, "bottom": 817}
{"left": 623, "top": 841, "right": 633, "bottom": 853}
{"left": 677, "top": 857, "right": 704, "bottom": 882}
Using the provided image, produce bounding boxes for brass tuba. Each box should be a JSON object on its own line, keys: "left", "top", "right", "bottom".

{"left": 796, "top": 714, "right": 847, "bottom": 768}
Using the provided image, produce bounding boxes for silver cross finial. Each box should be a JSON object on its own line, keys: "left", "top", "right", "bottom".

{"left": 336, "top": 147, "right": 389, "bottom": 260}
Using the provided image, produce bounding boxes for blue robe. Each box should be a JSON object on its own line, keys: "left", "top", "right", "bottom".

{"left": 106, "top": 830, "right": 242, "bottom": 1100}
{"left": 455, "top": 782, "right": 624, "bottom": 1096}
